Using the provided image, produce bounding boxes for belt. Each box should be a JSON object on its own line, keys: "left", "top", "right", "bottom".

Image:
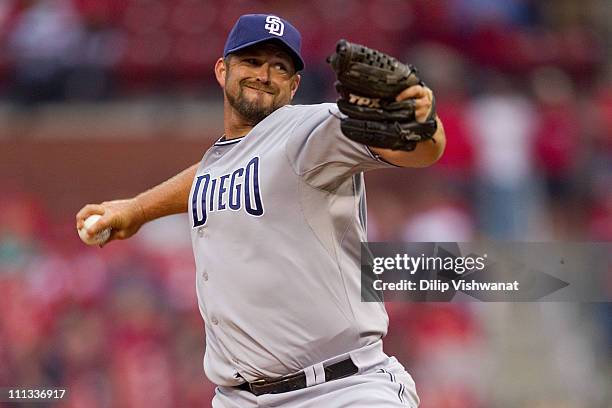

{"left": 236, "top": 357, "right": 358, "bottom": 396}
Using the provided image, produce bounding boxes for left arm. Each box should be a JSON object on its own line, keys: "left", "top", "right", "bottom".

{"left": 370, "top": 85, "right": 446, "bottom": 168}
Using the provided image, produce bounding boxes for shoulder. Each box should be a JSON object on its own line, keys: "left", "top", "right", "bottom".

{"left": 280, "top": 102, "right": 339, "bottom": 119}
{"left": 283, "top": 102, "right": 337, "bottom": 111}
{"left": 278, "top": 103, "right": 340, "bottom": 130}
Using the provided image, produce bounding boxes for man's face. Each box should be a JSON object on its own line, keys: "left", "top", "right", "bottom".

{"left": 219, "top": 43, "right": 300, "bottom": 125}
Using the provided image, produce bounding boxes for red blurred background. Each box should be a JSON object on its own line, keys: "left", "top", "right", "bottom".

{"left": 1, "top": 1, "right": 611, "bottom": 407}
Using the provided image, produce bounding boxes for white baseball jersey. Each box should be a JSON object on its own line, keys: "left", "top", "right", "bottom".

{"left": 188, "top": 102, "right": 396, "bottom": 387}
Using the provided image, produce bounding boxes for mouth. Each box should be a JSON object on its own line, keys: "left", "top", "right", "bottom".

{"left": 242, "top": 84, "right": 275, "bottom": 95}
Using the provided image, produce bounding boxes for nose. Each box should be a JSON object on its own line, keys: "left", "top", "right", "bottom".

{"left": 253, "top": 62, "right": 271, "bottom": 84}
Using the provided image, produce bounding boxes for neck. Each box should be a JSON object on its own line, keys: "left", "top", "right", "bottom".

{"left": 223, "top": 99, "right": 254, "bottom": 140}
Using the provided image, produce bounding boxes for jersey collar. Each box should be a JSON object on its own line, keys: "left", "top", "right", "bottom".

{"left": 214, "top": 134, "right": 247, "bottom": 146}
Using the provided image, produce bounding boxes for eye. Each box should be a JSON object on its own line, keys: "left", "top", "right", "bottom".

{"left": 244, "top": 58, "right": 258, "bottom": 65}
{"left": 274, "top": 62, "right": 288, "bottom": 73}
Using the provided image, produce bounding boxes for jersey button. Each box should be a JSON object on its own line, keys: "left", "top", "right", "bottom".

{"left": 202, "top": 272, "right": 209, "bottom": 281}
{"left": 211, "top": 317, "right": 219, "bottom": 325}
{"left": 198, "top": 228, "right": 205, "bottom": 237}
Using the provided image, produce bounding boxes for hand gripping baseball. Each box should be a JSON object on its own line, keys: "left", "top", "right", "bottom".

{"left": 328, "top": 39, "right": 437, "bottom": 151}
{"left": 76, "top": 199, "right": 146, "bottom": 247}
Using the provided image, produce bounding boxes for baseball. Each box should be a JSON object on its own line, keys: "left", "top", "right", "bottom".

{"left": 78, "top": 214, "right": 111, "bottom": 245}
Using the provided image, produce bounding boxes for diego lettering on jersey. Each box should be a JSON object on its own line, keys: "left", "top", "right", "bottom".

{"left": 191, "top": 156, "right": 264, "bottom": 227}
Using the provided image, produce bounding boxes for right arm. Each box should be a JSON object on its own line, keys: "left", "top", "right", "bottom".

{"left": 76, "top": 163, "right": 198, "bottom": 246}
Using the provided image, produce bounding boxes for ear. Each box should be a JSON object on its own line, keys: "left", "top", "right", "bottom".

{"left": 214, "top": 58, "right": 226, "bottom": 88}
{"left": 290, "top": 74, "right": 301, "bottom": 98}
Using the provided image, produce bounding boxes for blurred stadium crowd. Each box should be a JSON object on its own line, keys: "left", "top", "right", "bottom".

{"left": 0, "top": 0, "right": 611, "bottom": 407}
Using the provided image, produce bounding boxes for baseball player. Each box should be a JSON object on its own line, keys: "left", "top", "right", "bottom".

{"left": 76, "top": 14, "right": 446, "bottom": 407}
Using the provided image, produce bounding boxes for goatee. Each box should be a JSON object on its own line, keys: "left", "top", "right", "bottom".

{"left": 226, "top": 84, "right": 280, "bottom": 126}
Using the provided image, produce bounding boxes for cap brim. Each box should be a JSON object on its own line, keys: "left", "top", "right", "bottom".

{"left": 225, "top": 38, "right": 304, "bottom": 71}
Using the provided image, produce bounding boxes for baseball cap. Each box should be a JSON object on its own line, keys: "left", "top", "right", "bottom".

{"left": 223, "top": 14, "right": 304, "bottom": 71}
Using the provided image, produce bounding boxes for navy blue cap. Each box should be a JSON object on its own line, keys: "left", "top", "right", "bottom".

{"left": 223, "top": 14, "right": 304, "bottom": 71}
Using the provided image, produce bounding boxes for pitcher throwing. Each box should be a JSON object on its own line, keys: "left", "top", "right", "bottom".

{"left": 76, "top": 14, "right": 446, "bottom": 407}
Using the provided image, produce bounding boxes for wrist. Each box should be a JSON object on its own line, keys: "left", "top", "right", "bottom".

{"left": 133, "top": 195, "right": 148, "bottom": 225}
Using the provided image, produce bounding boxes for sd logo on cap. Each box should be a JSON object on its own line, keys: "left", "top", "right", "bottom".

{"left": 223, "top": 14, "right": 304, "bottom": 71}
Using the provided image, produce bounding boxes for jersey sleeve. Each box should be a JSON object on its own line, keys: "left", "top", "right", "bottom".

{"left": 284, "top": 103, "right": 398, "bottom": 190}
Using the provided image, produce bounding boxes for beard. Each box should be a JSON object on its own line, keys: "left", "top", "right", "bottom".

{"left": 225, "top": 80, "right": 284, "bottom": 126}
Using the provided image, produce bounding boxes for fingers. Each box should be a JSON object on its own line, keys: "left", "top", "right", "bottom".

{"left": 395, "top": 85, "right": 427, "bottom": 102}
{"left": 396, "top": 85, "right": 434, "bottom": 123}
{"left": 76, "top": 204, "right": 105, "bottom": 230}
{"left": 414, "top": 99, "right": 432, "bottom": 123}
{"left": 77, "top": 199, "right": 139, "bottom": 248}
{"left": 89, "top": 211, "right": 114, "bottom": 236}
{"left": 100, "top": 229, "right": 120, "bottom": 248}
{"left": 99, "top": 227, "right": 134, "bottom": 247}
{"left": 76, "top": 203, "right": 115, "bottom": 237}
